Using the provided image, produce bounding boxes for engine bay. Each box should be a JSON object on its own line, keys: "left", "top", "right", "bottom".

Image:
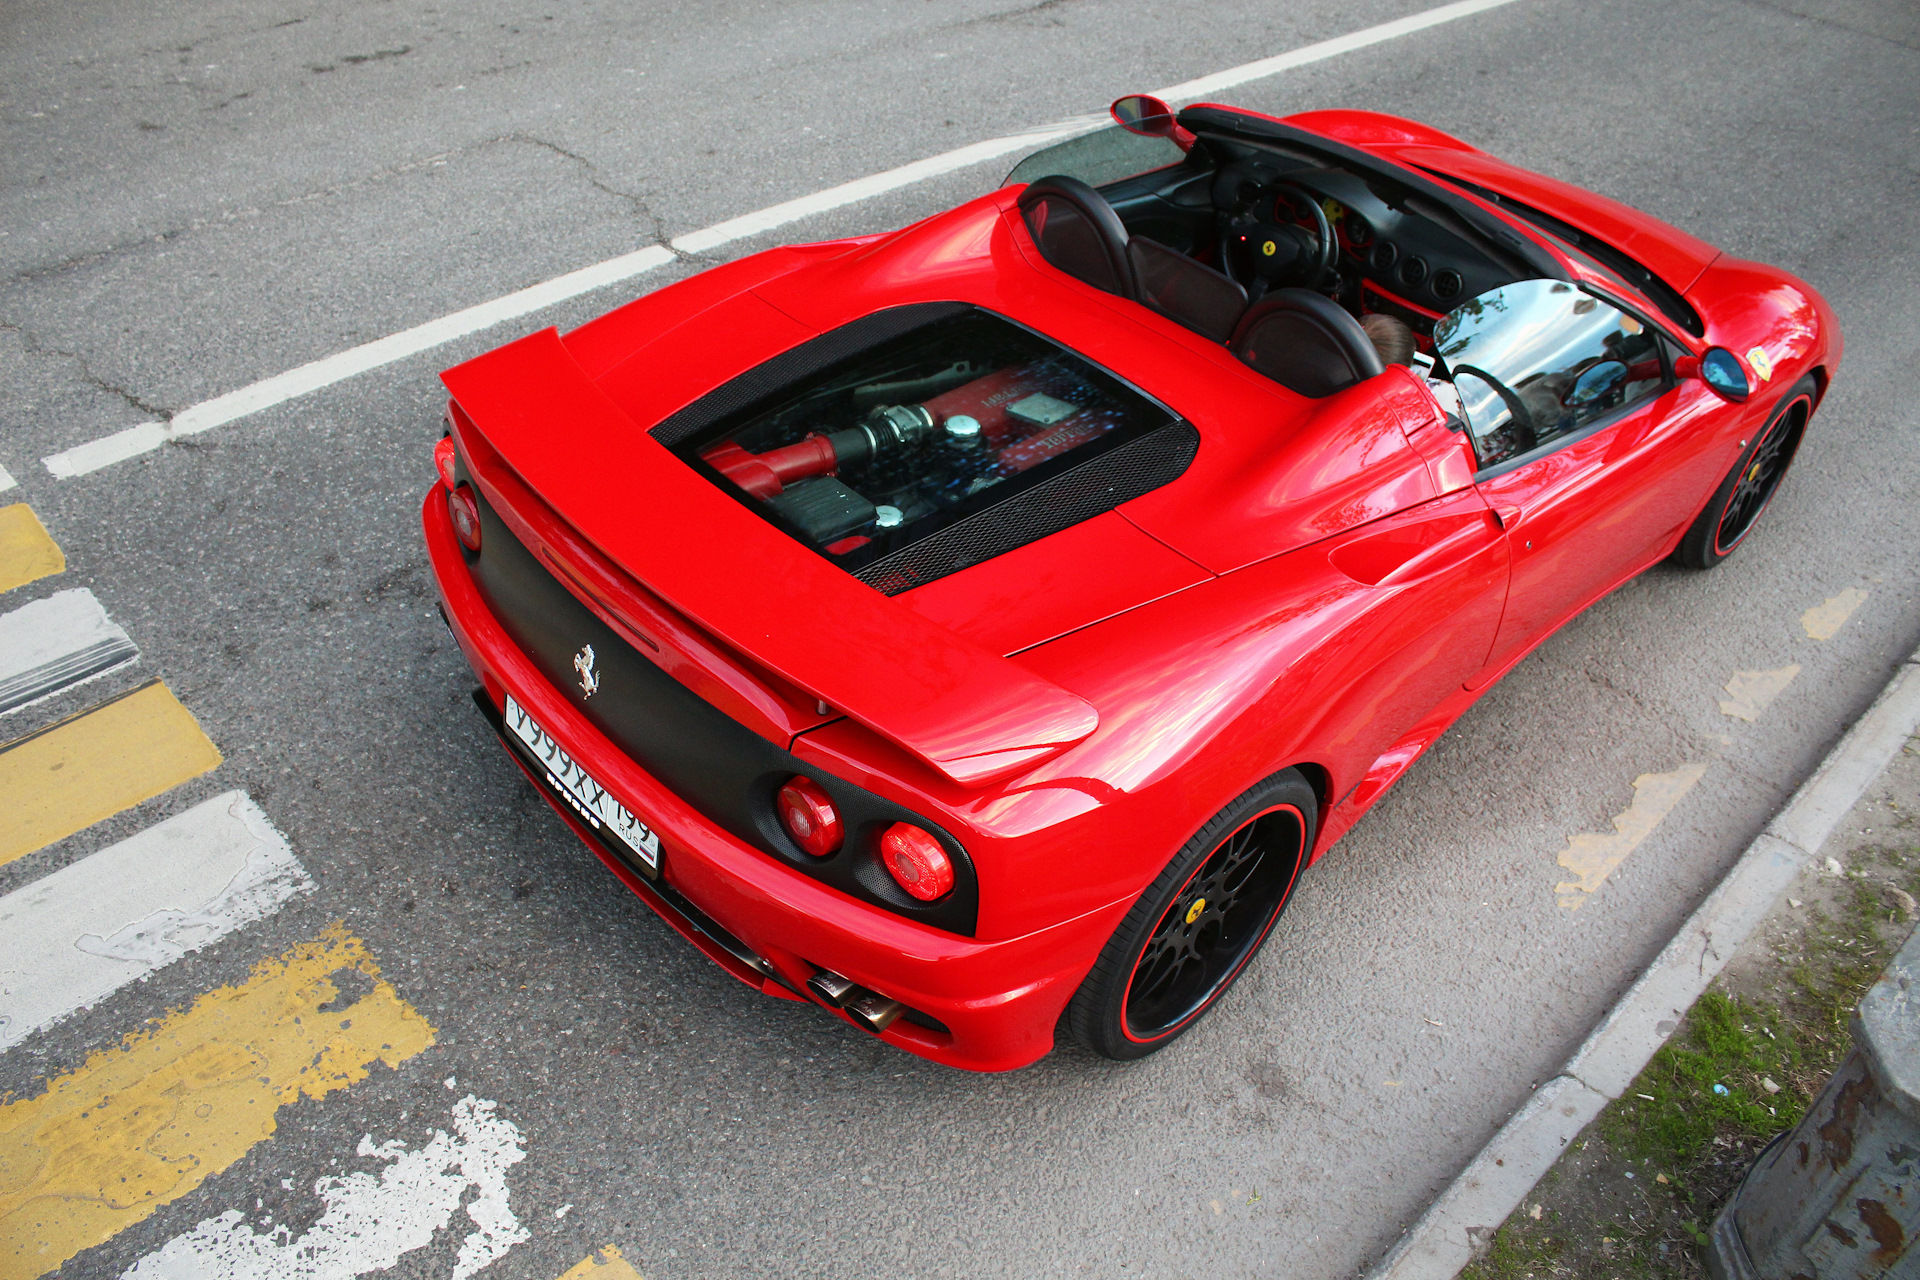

{"left": 679, "top": 307, "right": 1178, "bottom": 569}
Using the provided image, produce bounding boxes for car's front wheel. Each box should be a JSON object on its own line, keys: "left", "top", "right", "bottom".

{"left": 1066, "top": 770, "right": 1316, "bottom": 1060}
{"left": 1673, "top": 377, "right": 1816, "bottom": 570}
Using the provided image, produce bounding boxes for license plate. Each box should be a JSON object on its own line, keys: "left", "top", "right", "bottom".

{"left": 504, "top": 694, "right": 660, "bottom": 870}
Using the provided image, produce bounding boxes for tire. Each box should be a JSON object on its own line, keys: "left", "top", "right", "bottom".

{"left": 1672, "top": 377, "right": 1816, "bottom": 570}
{"left": 1067, "top": 770, "right": 1316, "bottom": 1061}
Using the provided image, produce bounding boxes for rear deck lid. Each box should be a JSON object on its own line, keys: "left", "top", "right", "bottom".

{"left": 442, "top": 323, "right": 1100, "bottom": 788}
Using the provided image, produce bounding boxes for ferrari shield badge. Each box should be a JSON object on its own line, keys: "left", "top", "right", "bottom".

{"left": 573, "top": 644, "right": 601, "bottom": 697}
{"left": 1746, "top": 346, "right": 1774, "bottom": 382}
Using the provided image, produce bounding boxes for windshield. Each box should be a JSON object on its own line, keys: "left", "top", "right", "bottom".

{"left": 675, "top": 307, "right": 1181, "bottom": 584}
{"left": 1005, "top": 122, "right": 1188, "bottom": 190}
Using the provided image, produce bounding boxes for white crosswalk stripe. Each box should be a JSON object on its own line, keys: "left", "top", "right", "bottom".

{"left": 0, "top": 586, "right": 138, "bottom": 716}
{"left": 0, "top": 789, "right": 311, "bottom": 1052}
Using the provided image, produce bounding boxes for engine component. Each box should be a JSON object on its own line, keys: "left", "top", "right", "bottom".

{"left": 768, "top": 477, "right": 877, "bottom": 544}
{"left": 702, "top": 403, "right": 933, "bottom": 499}
{"left": 1007, "top": 393, "right": 1079, "bottom": 427}
{"left": 944, "top": 414, "right": 983, "bottom": 444}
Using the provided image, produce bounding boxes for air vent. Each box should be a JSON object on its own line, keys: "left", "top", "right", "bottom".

{"left": 1399, "top": 256, "right": 1430, "bottom": 288}
{"left": 1369, "top": 241, "right": 1399, "bottom": 271}
{"left": 1432, "top": 269, "right": 1464, "bottom": 301}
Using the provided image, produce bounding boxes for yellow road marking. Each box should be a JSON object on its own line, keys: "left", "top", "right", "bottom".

{"left": 1719, "top": 665, "right": 1801, "bottom": 722}
{"left": 0, "top": 506, "right": 64, "bottom": 595}
{"left": 558, "top": 1245, "right": 646, "bottom": 1280}
{"left": 0, "top": 681, "right": 222, "bottom": 868}
{"left": 1801, "top": 587, "right": 1868, "bottom": 640}
{"left": 0, "top": 925, "right": 434, "bottom": 1280}
{"left": 1555, "top": 763, "right": 1709, "bottom": 910}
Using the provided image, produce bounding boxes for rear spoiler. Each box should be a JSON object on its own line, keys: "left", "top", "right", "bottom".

{"left": 442, "top": 327, "right": 1099, "bottom": 789}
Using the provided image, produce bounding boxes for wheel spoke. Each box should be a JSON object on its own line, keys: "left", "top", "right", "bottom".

{"left": 1123, "top": 809, "right": 1306, "bottom": 1040}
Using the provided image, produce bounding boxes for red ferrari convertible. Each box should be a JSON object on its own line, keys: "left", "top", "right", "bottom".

{"left": 423, "top": 97, "right": 1840, "bottom": 1070}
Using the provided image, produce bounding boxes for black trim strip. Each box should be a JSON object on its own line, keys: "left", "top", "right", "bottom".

{"left": 1414, "top": 167, "right": 1706, "bottom": 338}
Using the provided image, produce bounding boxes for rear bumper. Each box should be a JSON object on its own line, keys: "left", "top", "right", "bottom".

{"left": 423, "top": 488, "right": 1113, "bottom": 1071}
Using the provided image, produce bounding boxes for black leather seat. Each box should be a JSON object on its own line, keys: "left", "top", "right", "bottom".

{"left": 1016, "top": 175, "right": 1135, "bottom": 300}
{"left": 1229, "top": 289, "right": 1385, "bottom": 397}
{"left": 1017, "top": 174, "right": 1247, "bottom": 342}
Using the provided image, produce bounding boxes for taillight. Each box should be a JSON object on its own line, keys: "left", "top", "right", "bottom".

{"left": 777, "top": 776, "right": 842, "bottom": 856}
{"left": 448, "top": 485, "right": 482, "bottom": 552}
{"left": 879, "top": 823, "right": 954, "bottom": 901}
{"left": 434, "top": 436, "right": 458, "bottom": 489}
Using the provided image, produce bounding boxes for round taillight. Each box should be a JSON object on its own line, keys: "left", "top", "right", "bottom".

{"left": 434, "top": 436, "right": 458, "bottom": 489}
{"left": 879, "top": 823, "right": 954, "bottom": 901}
{"left": 777, "top": 776, "right": 842, "bottom": 856}
{"left": 448, "top": 485, "right": 482, "bottom": 552}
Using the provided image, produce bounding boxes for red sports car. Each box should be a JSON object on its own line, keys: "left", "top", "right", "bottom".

{"left": 423, "top": 97, "right": 1840, "bottom": 1070}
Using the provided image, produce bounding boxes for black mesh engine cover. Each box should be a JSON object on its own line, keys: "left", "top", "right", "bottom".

{"left": 855, "top": 421, "right": 1200, "bottom": 596}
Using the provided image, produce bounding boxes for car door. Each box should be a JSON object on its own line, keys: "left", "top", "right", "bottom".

{"left": 1434, "top": 280, "right": 1713, "bottom": 679}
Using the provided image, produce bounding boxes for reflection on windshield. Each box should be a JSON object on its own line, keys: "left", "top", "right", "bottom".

{"left": 1434, "top": 280, "right": 1667, "bottom": 469}
{"left": 1004, "top": 124, "right": 1187, "bottom": 190}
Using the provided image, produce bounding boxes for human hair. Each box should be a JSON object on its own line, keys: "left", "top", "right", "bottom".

{"left": 1361, "top": 312, "right": 1418, "bottom": 368}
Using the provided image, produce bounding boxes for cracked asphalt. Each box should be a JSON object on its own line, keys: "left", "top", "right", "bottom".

{"left": 3, "top": 0, "right": 1918, "bottom": 1276}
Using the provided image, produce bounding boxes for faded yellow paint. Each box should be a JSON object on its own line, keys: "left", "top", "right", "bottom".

{"left": 1719, "top": 665, "right": 1801, "bottom": 722}
{"left": 0, "top": 506, "right": 64, "bottom": 595}
{"left": 557, "top": 1245, "right": 646, "bottom": 1280}
{"left": 1801, "top": 588, "right": 1868, "bottom": 641}
{"left": 1555, "top": 762, "right": 1709, "bottom": 910}
{"left": 0, "top": 681, "right": 222, "bottom": 868}
{"left": 0, "top": 925, "right": 434, "bottom": 1280}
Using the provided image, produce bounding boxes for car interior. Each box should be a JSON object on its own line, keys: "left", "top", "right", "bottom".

{"left": 1009, "top": 104, "right": 1562, "bottom": 401}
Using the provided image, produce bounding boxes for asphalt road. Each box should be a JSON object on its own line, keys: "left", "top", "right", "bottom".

{"left": 3, "top": 0, "right": 1918, "bottom": 1276}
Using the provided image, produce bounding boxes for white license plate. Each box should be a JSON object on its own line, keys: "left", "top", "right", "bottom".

{"left": 504, "top": 694, "right": 660, "bottom": 870}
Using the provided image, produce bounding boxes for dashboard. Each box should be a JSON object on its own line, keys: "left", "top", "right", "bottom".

{"left": 1260, "top": 169, "right": 1512, "bottom": 343}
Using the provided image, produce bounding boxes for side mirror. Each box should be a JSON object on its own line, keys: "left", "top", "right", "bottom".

{"left": 1111, "top": 94, "right": 1175, "bottom": 135}
{"left": 1109, "top": 94, "right": 1195, "bottom": 151}
{"left": 1678, "top": 347, "right": 1750, "bottom": 401}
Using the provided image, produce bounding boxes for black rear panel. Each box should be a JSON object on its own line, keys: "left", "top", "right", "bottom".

{"left": 465, "top": 488, "right": 979, "bottom": 935}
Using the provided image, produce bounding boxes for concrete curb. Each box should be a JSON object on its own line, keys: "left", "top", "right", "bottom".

{"left": 1367, "top": 647, "right": 1920, "bottom": 1280}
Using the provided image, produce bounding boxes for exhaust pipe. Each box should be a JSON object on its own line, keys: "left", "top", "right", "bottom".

{"left": 806, "top": 970, "right": 860, "bottom": 1006}
{"left": 806, "top": 969, "right": 906, "bottom": 1033}
{"left": 845, "top": 991, "right": 905, "bottom": 1033}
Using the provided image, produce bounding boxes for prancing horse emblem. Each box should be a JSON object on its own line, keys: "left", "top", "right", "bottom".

{"left": 573, "top": 644, "right": 600, "bottom": 697}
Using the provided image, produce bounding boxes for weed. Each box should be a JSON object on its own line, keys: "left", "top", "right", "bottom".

{"left": 1463, "top": 1221, "right": 1564, "bottom": 1280}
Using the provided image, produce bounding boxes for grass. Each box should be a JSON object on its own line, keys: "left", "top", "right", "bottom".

{"left": 1460, "top": 818, "right": 1919, "bottom": 1280}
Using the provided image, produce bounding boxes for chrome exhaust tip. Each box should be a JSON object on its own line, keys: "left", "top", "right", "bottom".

{"left": 806, "top": 969, "right": 860, "bottom": 1006}
{"left": 845, "top": 991, "right": 905, "bottom": 1033}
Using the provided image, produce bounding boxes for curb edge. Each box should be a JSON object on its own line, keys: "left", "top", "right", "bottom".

{"left": 1365, "top": 648, "right": 1920, "bottom": 1280}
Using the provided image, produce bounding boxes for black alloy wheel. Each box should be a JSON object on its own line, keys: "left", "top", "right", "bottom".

{"left": 1673, "top": 376, "right": 1815, "bottom": 570}
{"left": 1067, "top": 770, "right": 1315, "bottom": 1060}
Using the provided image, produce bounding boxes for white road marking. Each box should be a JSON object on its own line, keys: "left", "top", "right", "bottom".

{"left": 124, "top": 1095, "right": 528, "bottom": 1280}
{"left": 0, "top": 462, "right": 15, "bottom": 494}
{"left": 1801, "top": 587, "right": 1868, "bottom": 640}
{"left": 1718, "top": 664, "right": 1800, "bottom": 722}
{"left": 0, "top": 790, "right": 310, "bottom": 1052}
{"left": 40, "top": 0, "right": 1525, "bottom": 481}
{"left": 0, "top": 586, "right": 139, "bottom": 716}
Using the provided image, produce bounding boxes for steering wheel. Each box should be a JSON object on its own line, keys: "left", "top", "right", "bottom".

{"left": 1218, "top": 181, "right": 1338, "bottom": 293}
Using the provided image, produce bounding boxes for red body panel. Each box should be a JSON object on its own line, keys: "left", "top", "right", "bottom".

{"left": 424, "top": 105, "right": 1842, "bottom": 1070}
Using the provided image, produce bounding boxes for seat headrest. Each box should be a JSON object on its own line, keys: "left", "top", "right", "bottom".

{"left": 1229, "top": 289, "right": 1386, "bottom": 397}
{"left": 1015, "top": 175, "right": 1134, "bottom": 299}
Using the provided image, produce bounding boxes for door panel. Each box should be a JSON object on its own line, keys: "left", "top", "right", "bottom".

{"left": 1474, "top": 381, "right": 1723, "bottom": 675}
